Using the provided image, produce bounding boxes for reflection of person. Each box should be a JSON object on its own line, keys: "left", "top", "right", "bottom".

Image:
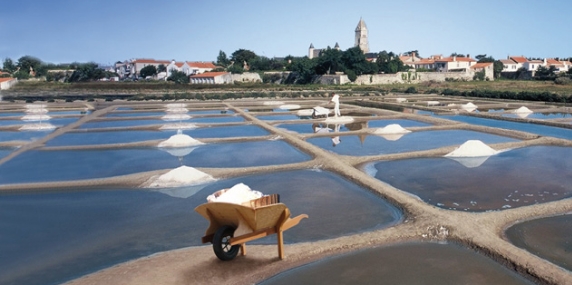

{"left": 313, "top": 123, "right": 331, "bottom": 134}
{"left": 329, "top": 93, "right": 340, "bottom": 117}
{"left": 331, "top": 124, "right": 341, "bottom": 147}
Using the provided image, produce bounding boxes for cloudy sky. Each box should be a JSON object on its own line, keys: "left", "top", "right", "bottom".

{"left": 1, "top": 0, "right": 570, "bottom": 65}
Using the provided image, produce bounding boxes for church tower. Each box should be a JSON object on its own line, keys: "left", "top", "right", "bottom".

{"left": 355, "top": 18, "right": 369, "bottom": 54}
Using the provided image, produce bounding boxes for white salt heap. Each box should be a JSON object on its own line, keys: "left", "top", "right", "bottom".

{"left": 461, "top": 102, "right": 478, "bottom": 112}
{"left": 278, "top": 104, "right": 301, "bottom": 110}
{"left": 25, "top": 108, "right": 48, "bottom": 114}
{"left": 25, "top": 104, "right": 47, "bottom": 109}
{"left": 396, "top": 98, "right": 407, "bottom": 103}
{"left": 207, "top": 183, "right": 263, "bottom": 204}
{"left": 445, "top": 140, "right": 499, "bottom": 157}
{"left": 427, "top": 101, "right": 440, "bottom": 106}
{"left": 513, "top": 106, "right": 533, "bottom": 113}
{"left": 158, "top": 132, "right": 204, "bottom": 147}
{"left": 160, "top": 123, "right": 198, "bottom": 130}
{"left": 145, "top": 166, "right": 216, "bottom": 188}
{"left": 312, "top": 106, "right": 330, "bottom": 116}
{"left": 374, "top": 124, "right": 411, "bottom": 134}
{"left": 162, "top": 114, "right": 191, "bottom": 121}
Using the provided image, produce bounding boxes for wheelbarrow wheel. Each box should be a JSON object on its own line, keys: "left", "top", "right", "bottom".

{"left": 213, "top": 225, "right": 240, "bottom": 261}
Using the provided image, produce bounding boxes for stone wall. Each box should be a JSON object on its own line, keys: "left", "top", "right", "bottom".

{"left": 231, "top": 72, "right": 262, "bottom": 83}
{"left": 317, "top": 71, "right": 475, "bottom": 85}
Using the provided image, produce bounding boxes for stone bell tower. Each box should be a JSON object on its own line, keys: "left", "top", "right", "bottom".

{"left": 355, "top": 17, "right": 369, "bottom": 54}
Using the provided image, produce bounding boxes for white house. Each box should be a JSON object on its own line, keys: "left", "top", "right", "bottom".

{"left": 125, "top": 59, "right": 170, "bottom": 78}
{"left": 166, "top": 60, "right": 185, "bottom": 77}
{"left": 545, "top": 58, "right": 570, "bottom": 73}
{"left": 470, "top": 62, "right": 494, "bottom": 79}
{"left": 189, "top": 72, "right": 232, "bottom": 84}
{"left": 0, "top": 77, "right": 18, "bottom": 90}
{"left": 523, "top": 60, "right": 543, "bottom": 71}
{"left": 434, "top": 55, "right": 477, "bottom": 72}
{"left": 500, "top": 59, "right": 518, "bottom": 72}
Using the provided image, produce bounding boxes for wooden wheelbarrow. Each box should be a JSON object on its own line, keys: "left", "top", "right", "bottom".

{"left": 195, "top": 194, "right": 308, "bottom": 261}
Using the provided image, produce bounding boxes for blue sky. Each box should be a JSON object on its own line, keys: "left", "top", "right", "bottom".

{"left": 1, "top": 0, "right": 571, "bottom": 66}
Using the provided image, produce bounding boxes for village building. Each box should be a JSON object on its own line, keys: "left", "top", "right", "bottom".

{"left": 308, "top": 18, "right": 369, "bottom": 59}
{"left": 189, "top": 72, "right": 232, "bottom": 84}
{"left": 0, "top": 77, "right": 18, "bottom": 90}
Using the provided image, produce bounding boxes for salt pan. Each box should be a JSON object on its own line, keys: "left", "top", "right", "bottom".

{"left": 162, "top": 114, "right": 191, "bottom": 121}
{"left": 263, "top": 101, "right": 284, "bottom": 105}
{"left": 160, "top": 123, "right": 198, "bottom": 130}
{"left": 158, "top": 133, "right": 204, "bottom": 147}
{"left": 297, "top": 109, "right": 314, "bottom": 116}
{"left": 21, "top": 114, "right": 51, "bottom": 121}
{"left": 166, "top": 103, "right": 187, "bottom": 108}
{"left": 19, "top": 123, "right": 57, "bottom": 130}
{"left": 165, "top": 107, "right": 188, "bottom": 113}
{"left": 278, "top": 104, "right": 301, "bottom": 110}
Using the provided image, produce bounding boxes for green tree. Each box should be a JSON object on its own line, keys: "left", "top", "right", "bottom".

{"left": 534, "top": 66, "right": 557, "bottom": 81}
{"left": 249, "top": 56, "right": 272, "bottom": 71}
{"left": 216, "top": 50, "right": 231, "bottom": 67}
{"left": 167, "top": 70, "right": 189, "bottom": 84}
{"left": 17, "top": 55, "right": 43, "bottom": 76}
{"left": 341, "top": 47, "right": 377, "bottom": 75}
{"left": 230, "top": 49, "right": 257, "bottom": 68}
{"left": 2, "top": 58, "right": 17, "bottom": 73}
{"left": 67, "top": 62, "right": 105, "bottom": 82}
{"left": 289, "top": 57, "right": 316, "bottom": 84}
{"left": 377, "top": 51, "right": 407, "bottom": 74}
{"left": 477, "top": 56, "right": 503, "bottom": 78}
{"left": 314, "top": 47, "right": 343, "bottom": 75}
{"left": 157, "top": 64, "right": 166, "bottom": 73}
{"left": 227, "top": 63, "right": 244, "bottom": 74}
{"left": 140, "top": 65, "right": 157, "bottom": 78}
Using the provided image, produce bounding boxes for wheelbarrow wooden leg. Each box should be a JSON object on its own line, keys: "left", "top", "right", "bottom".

{"left": 240, "top": 243, "right": 247, "bottom": 256}
{"left": 277, "top": 229, "right": 284, "bottom": 259}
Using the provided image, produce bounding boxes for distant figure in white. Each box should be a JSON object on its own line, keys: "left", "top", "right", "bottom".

{"left": 329, "top": 93, "right": 341, "bottom": 117}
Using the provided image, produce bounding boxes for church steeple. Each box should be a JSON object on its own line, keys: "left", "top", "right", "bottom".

{"left": 354, "top": 17, "right": 369, "bottom": 54}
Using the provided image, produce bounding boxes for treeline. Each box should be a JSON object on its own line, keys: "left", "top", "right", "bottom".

{"left": 216, "top": 47, "right": 408, "bottom": 84}
{"left": 1, "top": 56, "right": 116, "bottom": 82}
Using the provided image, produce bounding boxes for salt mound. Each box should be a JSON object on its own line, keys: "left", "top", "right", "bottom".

{"left": 166, "top": 103, "right": 186, "bottom": 108}
{"left": 158, "top": 133, "right": 204, "bottom": 147}
{"left": 374, "top": 124, "right": 411, "bottom": 134}
{"left": 162, "top": 114, "right": 191, "bottom": 121}
{"left": 427, "top": 101, "right": 440, "bottom": 106}
{"left": 396, "top": 98, "right": 407, "bottom": 103}
{"left": 160, "top": 123, "right": 198, "bottom": 130}
{"left": 207, "top": 183, "right": 263, "bottom": 204}
{"left": 263, "top": 101, "right": 284, "bottom": 106}
{"left": 21, "top": 114, "right": 51, "bottom": 121}
{"left": 514, "top": 106, "right": 533, "bottom": 114}
{"left": 312, "top": 106, "right": 330, "bottom": 116}
{"left": 278, "top": 104, "right": 301, "bottom": 110}
{"left": 19, "top": 123, "right": 57, "bottom": 130}
{"left": 324, "top": 116, "right": 354, "bottom": 123}
{"left": 165, "top": 107, "right": 188, "bottom": 113}
{"left": 462, "top": 102, "right": 477, "bottom": 108}
{"left": 145, "top": 166, "right": 216, "bottom": 188}
{"left": 445, "top": 140, "right": 498, "bottom": 157}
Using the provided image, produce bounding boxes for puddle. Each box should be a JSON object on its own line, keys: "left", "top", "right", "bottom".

{"left": 438, "top": 115, "right": 572, "bottom": 140}
{"left": 260, "top": 242, "right": 534, "bottom": 285}
{"left": 505, "top": 214, "right": 572, "bottom": 271}
{"left": 0, "top": 112, "right": 25, "bottom": 117}
{"left": 0, "top": 130, "right": 53, "bottom": 143}
{"left": 501, "top": 112, "right": 572, "bottom": 119}
{"left": 0, "top": 141, "right": 309, "bottom": 184}
{"left": 188, "top": 116, "right": 244, "bottom": 123}
{"left": 366, "top": 146, "right": 572, "bottom": 211}
{"left": 367, "top": 118, "right": 432, "bottom": 128}
{"left": 0, "top": 169, "right": 401, "bottom": 285}
{"left": 0, "top": 117, "right": 78, "bottom": 127}
{"left": 307, "top": 130, "right": 518, "bottom": 156}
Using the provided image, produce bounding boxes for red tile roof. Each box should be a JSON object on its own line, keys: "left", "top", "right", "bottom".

{"left": 509, "top": 56, "right": 527, "bottom": 63}
{"left": 0, "top": 77, "right": 15, "bottom": 83}
{"left": 187, "top": 62, "right": 216, "bottom": 69}
{"left": 471, "top": 62, "right": 493, "bottom": 69}
{"left": 190, "top": 72, "right": 229, "bottom": 78}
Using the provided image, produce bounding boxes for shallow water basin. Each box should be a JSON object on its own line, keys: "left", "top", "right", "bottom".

{"left": 79, "top": 119, "right": 166, "bottom": 129}
{"left": 0, "top": 130, "right": 53, "bottom": 143}
{"left": 366, "top": 146, "right": 572, "bottom": 211}
{"left": 184, "top": 125, "right": 270, "bottom": 138}
{"left": 505, "top": 214, "right": 572, "bottom": 271}
{"left": 0, "top": 148, "right": 14, "bottom": 159}
{"left": 501, "top": 112, "right": 572, "bottom": 119}
{"left": 276, "top": 122, "right": 366, "bottom": 134}
{"left": 106, "top": 111, "right": 167, "bottom": 117}
{"left": 256, "top": 114, "right": 309, "bottom": 121}
{"left": 260, "top": 242, "right": 534, "bottom": 285}
{"left": 0, "top": 169, "right": 400, "bottom": 285}
{"left": 366, "top": 118, "right": 432, "bottom": 128}
{"left": 0, "top": 140, "right": 310, "bottom": 184}
{"left": 307, "top": 129, "right": 518, "bottom": 156}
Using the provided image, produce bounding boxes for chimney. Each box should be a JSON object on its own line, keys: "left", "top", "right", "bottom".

{"left": 453, "top": 55, "right": 457, "bottom": 61}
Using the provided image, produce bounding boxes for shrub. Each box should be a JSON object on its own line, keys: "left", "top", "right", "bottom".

{"left": 555, "top": 77, "right": 571, "bottom": 85}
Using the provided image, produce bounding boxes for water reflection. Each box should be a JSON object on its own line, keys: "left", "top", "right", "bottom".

{"left": 506, "top": 214, "right": 572, "bottom": 271}
{"left": 367, "top": 146, "right": 572, "bottom": 211}
{"left": 260, "top": 242, "right": 534, "bottom": 285}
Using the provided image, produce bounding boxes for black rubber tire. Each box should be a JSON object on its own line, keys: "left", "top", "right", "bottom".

{"left": 213, "top": 225, "right": 240, "bottom": 261}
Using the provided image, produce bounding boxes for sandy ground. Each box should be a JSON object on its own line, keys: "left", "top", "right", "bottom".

{"left": 2, "top": 97, "right": 572, "bottom": 284}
